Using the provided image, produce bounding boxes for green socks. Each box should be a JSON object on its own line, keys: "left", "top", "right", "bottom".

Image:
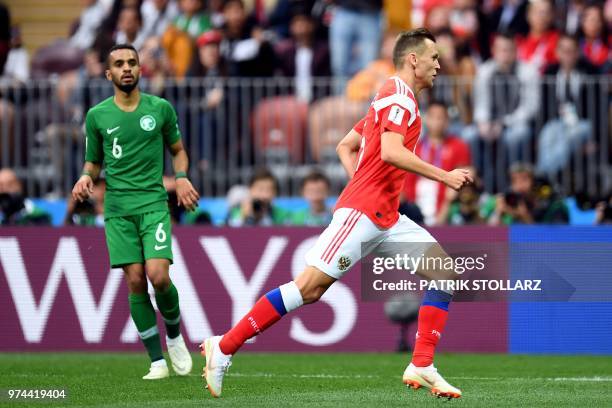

{"left": 128, "top": 293, "right": 163, "bottom": 362}
{"left": 155, "top": 282, "right": 181, "bottom": 339}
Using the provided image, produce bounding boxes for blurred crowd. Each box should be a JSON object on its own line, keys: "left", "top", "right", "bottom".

{"left": 0, "top": 0, "right": 611, "bottom": 227}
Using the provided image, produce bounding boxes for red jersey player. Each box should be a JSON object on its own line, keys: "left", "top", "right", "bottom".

{"left": 201, "top": 28, "right": 473, "bottom": 399}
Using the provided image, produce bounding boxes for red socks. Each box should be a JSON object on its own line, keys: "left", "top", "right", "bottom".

{"left": 219, "top": 295, "right": 282, "bottom": 355}
{"left": 411, "top": 305, "right": 449, "bottom": 367}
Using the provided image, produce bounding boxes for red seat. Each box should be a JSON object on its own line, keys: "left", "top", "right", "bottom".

{"left": 252, "top": 96, "right": 308, "bottom": 163}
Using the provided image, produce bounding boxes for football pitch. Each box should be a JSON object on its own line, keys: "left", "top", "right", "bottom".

{"left": 2, "top": 352, "right": 611, "bottom": 407}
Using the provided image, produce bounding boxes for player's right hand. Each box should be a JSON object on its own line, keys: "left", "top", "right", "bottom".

{"left": 442, "top": 169, "right": 473, "bottom": 191}
{"left": 72, "top": 175, "right": 94, "bottom": 202}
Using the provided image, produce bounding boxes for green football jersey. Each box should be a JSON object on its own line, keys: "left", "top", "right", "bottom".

{"left": 85, "top": 93, "right": 181, "bottom": 218}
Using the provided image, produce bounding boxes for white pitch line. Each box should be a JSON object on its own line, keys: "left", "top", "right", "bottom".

{"left": 190, "top": 372, "right": 612, "bottom": 382}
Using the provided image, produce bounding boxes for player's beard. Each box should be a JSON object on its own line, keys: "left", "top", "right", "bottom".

{"left": 114, "top": 75, "right": 140, "bottom": 94}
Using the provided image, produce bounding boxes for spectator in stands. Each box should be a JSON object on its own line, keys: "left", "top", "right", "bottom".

{"left": 450, "top": 0, "right": 492, "bottom": 61}
{"left": 141, "top": 0, "right": 180, "bottom": 39}
{"left": 485, "top": 0, "right": 529, "bottom": 36}
{"left": 488, "top": 163, "right": 568, "bottom": 225}
{"left": 70, "top": 0, "right": 109, "bottom": 50}
{"left": 0, "top": 5, "right": 14, "bottom": 167}
{"left": 516, "top": 0, "right": 560, "bottom": 73}
{"left": 404, "top": 102, "right": 472, "bottom": 225}
{"left": 265, "top": 0, "right": 319, "bottom": 40}
{"left": 537, "top": 33, "right": 596, "bottom": 177}
{"left": 428, "top": 28, "right": 477, "bottom": 127}
{"left": 307, "top": 30, "right": 395, "bottom": 163}
{"left": 2, "top": 26, "right": 29, "bottom": 85}
{"left": 115, "top": 6, "right": 148, "bottom": 49}
{"left": 329, "top": 0, "right": 383, "bottom": 80}
{"left": 384, "top": 0, "right": 411, "bottom": 32}
{"left": 139, "top": 36, "right": 173, "bottom": 94}
{"left": 471, "top": 32, "right": 540, "bottom": 164}
{"left": 557, "top": 0, "right": 587, "bottom": 36}
{"left": 0, "top": 1, "right": 9, "bottom": 74}
{"left": 0, "top": 168, "right": 51, "bottom": 226}
{"left": 56, "top": 48, "right": 106, "bottom": 121}
{"left": 275, "top": 8, "right": 330, "bottom": 102}
{"left": 290, "top": 171, "right": 332, "bottom": 226}
{"left": 162, "top": 0, "right": 212, "bottom": 77}
{"left": 188, "top": 30, "right": 227, "bottom": 170}
{"left": 344, "top": 30, "right": 396, "bottom": 102}
{"left": 242, "top": 0, "right": 281, "bottom": 27}
{"left": 577, "top": 3, "right": 610, "bottom": 69}
{"left": 94, "top": 0, "right": 144, "bottom": 55}
{"left": 595, "top": 195, "right": 612, "bottom": 224}
{"left": 65, "top": 178, "right": 105, "bottom": 226}
{"left": 227, "top": 168, "right": 288, "bottom": 226}
{"left": 99, "top": 0, "right": 144, "bottom": 36}
{"left": 424, "top": 5, "right": 451, "bottom": 36}
{"left": 439, "top": 166, "right": 493, "bottom": 225}
{"left": 208, "top": 0, "right": 226, "bottom": 27}
{"left": 219, "top": 0, "right": 277, "bottom": 77}
{"left": 189, "top": 30, "right": 227, "bottom": 77}
{"left": 173, "top": 0, "right": 212, "bottom": 37}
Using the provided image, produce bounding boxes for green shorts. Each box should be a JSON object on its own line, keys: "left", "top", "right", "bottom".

{"left": 105, "top": 211, "right": 173, "bottom": 268}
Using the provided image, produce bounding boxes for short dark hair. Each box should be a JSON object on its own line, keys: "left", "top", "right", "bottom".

{"left": 558, "top": 32, "right": 579, "bottom": 46}
{"left": 223, "top": 0, "right": 244, "bottom": 10}
{"left": 249, "top": 167, "right": 278, "bottom": 190}
{"left": 106, "top": 43, "right": 139, "bottom": 68}
{"left": 301, "top": 171, "right": 330, "bottom": 190}
{"left": 426, "top": 100, "right": 448, "bottom": 115}
{"left": 509, "top": 162, "right": 534, "bottom": 176}
{"left": 494, "top": 31, "right": 515, "bottom": 43}
{"left": 120, "top": 6, "right": 142, "bottom": 24}
{"left": 392, "top": 28, "right": 436, "bottom": 69}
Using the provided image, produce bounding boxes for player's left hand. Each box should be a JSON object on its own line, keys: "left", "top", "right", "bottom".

{"left": 176, "top": 178, "right": 200, "bottom": 212}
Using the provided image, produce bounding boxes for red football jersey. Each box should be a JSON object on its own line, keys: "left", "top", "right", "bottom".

{"left": 335, "top": 76, "right": 422, "bottom": 228}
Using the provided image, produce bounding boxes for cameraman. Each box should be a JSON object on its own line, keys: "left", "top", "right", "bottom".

{"left": 489, "top": 163, "right": 568, "bottom": 225}
{"left": 595, "top": 196, "right": 612, "bottom": 225}
{"left": 0, "top": 168, "right": 51, "bottom": 226}
{"left": 439, "top": 167, "right": 493, "bottom": 225}
{"left": 226, "top": 168, "right": 288, "bottom": 227}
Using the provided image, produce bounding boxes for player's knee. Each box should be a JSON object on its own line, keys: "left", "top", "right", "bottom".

{"left": 125, "top": 273, "right": 147, "bottom": 293}
{"left": 150, "top": 274, "right": 170, "bottom": 292}
{"left": 148, "top": 269, "right": 170, "bottom": 291}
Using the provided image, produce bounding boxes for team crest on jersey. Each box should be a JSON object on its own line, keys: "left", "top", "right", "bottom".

{"left": 337, "top": 255, "right": 352, "bottom": 271}
{"left": 140, "top": 115, "right": 156, "bottom": 131}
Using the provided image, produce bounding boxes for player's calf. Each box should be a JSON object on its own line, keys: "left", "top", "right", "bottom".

{"left": 294, "top": 266, "right": 336, "bottom": 304}
{"left": 218, "top": 280, "right": 305, "bottom": 355}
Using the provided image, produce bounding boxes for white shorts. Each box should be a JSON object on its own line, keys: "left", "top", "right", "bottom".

{"left": 305, "top": 207, "right": 437, "bottom": 279}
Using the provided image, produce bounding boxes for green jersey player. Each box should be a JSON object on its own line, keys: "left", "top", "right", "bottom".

{"left": 71, "top": 44, "right": 200, "bottom": 380}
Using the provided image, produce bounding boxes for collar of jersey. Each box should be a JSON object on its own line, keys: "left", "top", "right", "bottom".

{"left": 390, "top": 75, "right": 415, "bottom": 98}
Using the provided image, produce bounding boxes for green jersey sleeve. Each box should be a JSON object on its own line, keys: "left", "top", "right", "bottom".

{"left": 162, "top": 100, "right": 182, "bottom": 146}
{"left": 84, "top": 110, "right": 103, "bottom": 163}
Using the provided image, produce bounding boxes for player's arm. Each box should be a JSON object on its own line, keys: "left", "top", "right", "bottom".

{"left": 380, "top": 131, "right": 473, "bottom": 190}
{"left": 72, "top": 162, "right": 101, "bottom": 202}
{"left": 336, "top": 117, "right": 365, "bottom": 179}
{"left": 168, "top": 140, "right": 200, "bottom": 211}
{"left": 72, "top": 111, "right": 102, "bottom": 202}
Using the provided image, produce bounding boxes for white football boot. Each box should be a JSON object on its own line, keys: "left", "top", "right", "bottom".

{"left": 200, "top": 335, "right": 232, "bottom": 397}
{"left": 403, "top": 363, "right": 462, "bottom": 399}
{"left": 142, "top": 359, "right": 170, "bottom": 380}
{"left": 167, "top": 334, "right": 193, "bottom": 375}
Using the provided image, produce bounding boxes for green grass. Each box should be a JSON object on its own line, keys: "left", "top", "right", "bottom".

{"left": 1, "top": 352, "right": 611, "bottom": 407}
